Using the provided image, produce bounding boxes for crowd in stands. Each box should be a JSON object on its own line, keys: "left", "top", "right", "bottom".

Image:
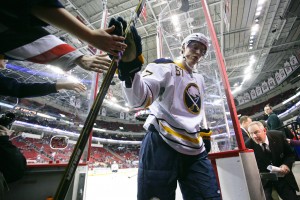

{"left": 0, "top": 97, "right": 144, "bottom": 169}
{"left": 92, "top": 131, "right": 144, "bottom": 141}
{"left": 0, "top": 96, "right": 144, "bottom": 132}
{"left": 96, "top": 121, "right": 144, "bottom": 133}
{"left": 238, "top": 88, "right": 299, "bottom": 119}
{"left": 10, "top": 132, "right": 140, "bottom": 169}
{"left": 0, "top": 100, "right": 144, "bottom": 134}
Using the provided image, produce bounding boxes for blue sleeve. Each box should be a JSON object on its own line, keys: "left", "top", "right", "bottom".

{"left": 0, "top": 75, "right": 58, "bottom": 98}
{"left": 0, "top": 0, "right": 65, "bottom": 28}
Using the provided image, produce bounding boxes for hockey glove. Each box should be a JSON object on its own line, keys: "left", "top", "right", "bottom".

{"left": 108, "top": 17, "right": 144, "bottom": 88}
{"left": 200, "top": 128, "right": 212, "bottom": 152}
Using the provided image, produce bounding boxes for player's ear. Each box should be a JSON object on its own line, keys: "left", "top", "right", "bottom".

{"left": 181, "top": 46, "right": 185, "bottom": 54}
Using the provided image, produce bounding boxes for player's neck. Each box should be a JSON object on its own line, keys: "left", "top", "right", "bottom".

{"left": 176, "top": 59, "right": 193, "bottom": 74}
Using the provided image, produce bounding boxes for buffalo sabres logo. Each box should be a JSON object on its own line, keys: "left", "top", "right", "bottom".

{"left": 184, "top": 83, "right": 201, "bottom": 114}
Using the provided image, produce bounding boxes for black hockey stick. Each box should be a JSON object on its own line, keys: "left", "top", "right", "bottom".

{"left": 128, "top": 173, "right": 137, "bottom": 179}
{"left": 54, "top": 0, "right": 146, "bottom": 199}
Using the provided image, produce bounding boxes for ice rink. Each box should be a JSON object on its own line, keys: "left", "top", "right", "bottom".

{"left": 86, "top": 168, "right": 183, "bottom": 200}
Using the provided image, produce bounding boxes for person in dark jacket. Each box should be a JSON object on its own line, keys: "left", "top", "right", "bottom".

{"left": 0, "top": 125, "right": 26, "bottom": 183}
{"left": 287, "top": 139, "right": 300, "bottom": 146}
{"left": 264, "top": 104, "right": 283, "bottom": 130}
{"left": 0, "top": 0, "right": 116, "bottom": 74}
{"left": 0, "top": 113, "right": 26, "bottom": 198}
{"left": 246, "top": 121, "right": 299, "bottom": 200}
{"left": 239, "top": 115, "right": 252, "bottom": 142}
{"left": 0, "top": 73, "right": 86, "bottom": 98}
{"left": 0, "top": 59, "right": 86, "bottom": 98}
{"left": 264, "top": 104, "right": 294, "bottom": 139}
{"left": 0, "top": 0, "right": 126, "bottom": 66}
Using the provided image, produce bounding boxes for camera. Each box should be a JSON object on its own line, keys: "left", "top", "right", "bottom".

{"left": 0, "top": 112, "right": 16, "bottom": 129}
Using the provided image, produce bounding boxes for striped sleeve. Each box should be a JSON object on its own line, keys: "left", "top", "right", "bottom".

{"left": 0, "top": 27, "right": 83, "bottom": 71}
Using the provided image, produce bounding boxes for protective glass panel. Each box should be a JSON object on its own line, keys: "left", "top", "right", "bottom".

{"left": 1, "top": 62, "right": 94, "bottom": 164}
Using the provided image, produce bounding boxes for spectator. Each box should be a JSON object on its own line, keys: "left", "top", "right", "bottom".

{"left": 0, "top": 124, "right": 27, "bottom": 198}
{"left": 239, "top": 115, "right": 252, "bottom": 142}
{"left": 1, "top": 59, "right": 86, "bottom": 98}
{"left": 286, "top": 138, "right": 300, "bottom": 146}
{"left": 0, "top": 0, "right": 117, "bottom": 74}
{"left": 0, "top": 0, "right": 126, "bottom": 61}
{"left": 264, "top": 104, "right": 283, "bottom": 130}
{"left": 246, "top": 121, "right": 299, "bottom": 200}
{"left": 264, "top": 104, "right": 293, "bottom": 139}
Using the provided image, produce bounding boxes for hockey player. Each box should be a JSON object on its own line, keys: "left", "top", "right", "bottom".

{"left": 111, "top": 161, "right": 119, "bottom": 173}
{"left": 109, "top": 17, "right": 220, "bottom": 200}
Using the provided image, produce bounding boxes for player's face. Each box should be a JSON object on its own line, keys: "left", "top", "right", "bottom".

{"left": 248, "top": 124, "right": 266, "bottom": 144}
{"left": 183, "top": 41, "right": 206, "bottom": 66}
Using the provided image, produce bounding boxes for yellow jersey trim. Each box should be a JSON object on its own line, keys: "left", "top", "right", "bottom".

{"left": 174, "top": 60, "right": 188, "bottom": 71}
{"left": 159, "top": 121, "right": 201, "bottom": 144}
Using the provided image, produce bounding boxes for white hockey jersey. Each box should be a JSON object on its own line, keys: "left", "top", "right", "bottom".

{"left": 122, "top": 59, "right": 205, "bottom": 155}
{"left": 111, "top": 163, "right": 119, "bottom": 171}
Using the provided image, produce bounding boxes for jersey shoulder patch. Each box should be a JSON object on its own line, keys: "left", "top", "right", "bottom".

{"left": 152, "top": 58, "right": 174, "bottom": 64}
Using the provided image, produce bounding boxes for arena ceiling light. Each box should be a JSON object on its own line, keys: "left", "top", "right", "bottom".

{"left": 249, "top": 57, "right": 256, "bottom": 66}
{"left": 233, "top": 82, "right": 239, "bottom": 87}
{"left": 243, "top": 75, "right": 251, "bottom": 81}
{"left": 257, "top": 0, "right": 267, "bottom": 6}
{"left": 232, "top": 86, "right": 242, "bottom": 94}
{"left": 256, "top": 6, "right": 263, "bottom": 12}
{"left": 251, "top": 24, "right": 259, "bottom": 34}
{"left": 244, "top": 66, "right": 252, "bottom": 74}
{"left": 171, "top": 15, "right": 179, "bottom": 26}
